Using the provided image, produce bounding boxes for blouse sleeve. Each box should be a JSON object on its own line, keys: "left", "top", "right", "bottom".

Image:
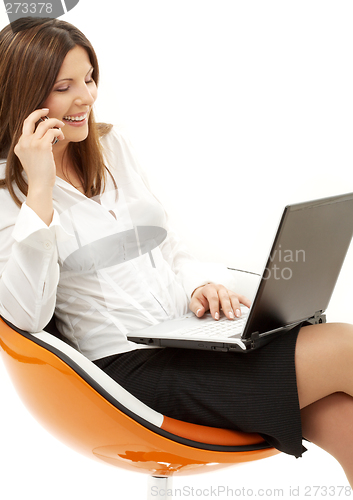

{"left": 0, "top": 197, "right": 61, "bottom": 332}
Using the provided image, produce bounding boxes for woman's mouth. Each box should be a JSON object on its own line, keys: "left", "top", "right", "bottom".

{"left": 62, "top": 112, "right": 88, "bottom": 126}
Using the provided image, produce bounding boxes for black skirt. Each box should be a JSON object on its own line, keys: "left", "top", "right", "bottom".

{"left": 94, "top": 324, "right": 305, "bottom": 458}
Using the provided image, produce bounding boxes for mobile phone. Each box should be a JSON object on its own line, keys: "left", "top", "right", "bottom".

{"left": 35, "top": 116, "right": 59, "bottom": 145}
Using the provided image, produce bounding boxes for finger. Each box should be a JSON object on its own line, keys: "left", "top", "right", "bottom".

{"left": 34, "top": 118, "right": 65, "bottom": 138}
{"left": 228, "top": 292, "right": 252, "bottom": 318}
{"left": 22, "top": 108, "right": 50, "bottom": 135}
{"left": 195, "top": 305, "right": 206, "bottom": 318}
{"left": 218, "top": 287, "right": 236, "bottom": 320}
{"left": 202, "top": 285, "right": 221, "bottom": 320}
{"left": 237, "top": 294, "right": 252, "bottom": 309}
{"left": 189, "top": 298, "right": 206, "bottom": 318}
{"left": 229, "top": 293, "right": 242, "bottom": 318}
{"left": 23, "top": 109, "right": 65, "bottom": 138}
{"left": 47, "top": 127, "right": 65, "bottom": 144}
{"left": 189, "top": 291, "right": 209, "bottom": 318}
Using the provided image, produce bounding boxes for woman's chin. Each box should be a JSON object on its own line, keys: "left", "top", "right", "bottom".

{"left": 63, "top": 127, "right": 90, "bottom": 144}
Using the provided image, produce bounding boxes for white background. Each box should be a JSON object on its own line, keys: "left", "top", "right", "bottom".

{"left": 1, "top": 1, "right": 353, "bottom": 498}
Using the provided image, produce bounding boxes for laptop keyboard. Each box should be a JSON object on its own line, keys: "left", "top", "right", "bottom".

{"left": 173, "top": 313, "right": 248, "bottom": 339}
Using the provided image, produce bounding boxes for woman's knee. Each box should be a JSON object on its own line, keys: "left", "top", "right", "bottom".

{"left": 295, "top": 322, "right": 353, "bottom": 409}
{"left": 297, "top": 322, "right": 353, "bottom": 358}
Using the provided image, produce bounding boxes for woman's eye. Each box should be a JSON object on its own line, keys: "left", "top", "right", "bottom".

{"left": 54, "top": 79, "right": 94, "bottom": 92}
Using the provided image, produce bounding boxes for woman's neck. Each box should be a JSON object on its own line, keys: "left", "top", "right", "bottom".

{"left": 54, "top": 144, "right": 85, "bottom": 194}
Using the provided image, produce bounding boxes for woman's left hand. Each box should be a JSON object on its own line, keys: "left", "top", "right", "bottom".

{"left": 189, "top": 283, "right": 251, "bottom": 320}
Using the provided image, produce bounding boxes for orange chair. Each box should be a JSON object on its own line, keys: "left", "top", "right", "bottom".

{"left": 0, "top": 312, "right": 279, "bottom": 499}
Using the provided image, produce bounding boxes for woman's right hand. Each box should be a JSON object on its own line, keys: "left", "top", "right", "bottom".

{"left": 14, "top": 108, "right": 65, "bottom": 225}
{"left": 14, "top": 108, "right": 65, "bottom": 190}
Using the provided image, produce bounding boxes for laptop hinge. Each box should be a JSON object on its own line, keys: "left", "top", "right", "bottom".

{"left": 250, "top": 331, "right": 259, "bottom": 349}
{"left": 308, "top": 311, "right": 327, "bottom": 325}
{"left": 249, "top": 311, "right": 327, "bottom": 349}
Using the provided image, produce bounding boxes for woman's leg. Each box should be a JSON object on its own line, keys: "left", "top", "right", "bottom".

{"left": 295, "top": 322, "right": 353, "bottom": 485}
{"left": 301, "top": 393, "right": 353, "bottom": 486}
{"left": 296, "top": 322, "right": 353, "bottom": 406}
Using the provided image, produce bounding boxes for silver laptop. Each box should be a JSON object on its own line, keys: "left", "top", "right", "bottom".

{"left": 128, "top": 192, "right": 353, "bottom": 353}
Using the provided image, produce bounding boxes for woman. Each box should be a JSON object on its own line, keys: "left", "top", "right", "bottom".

{"left": 1, "top": 17, "right": 353, "bottom": 485}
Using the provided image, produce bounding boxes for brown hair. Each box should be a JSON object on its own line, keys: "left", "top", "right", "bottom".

{"left": 0, "top": 17, "right": 113, "bottom": 206}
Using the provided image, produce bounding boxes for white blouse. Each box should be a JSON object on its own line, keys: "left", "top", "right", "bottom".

{"left": 0, "top": 128, "right": 237, "bottom": 361}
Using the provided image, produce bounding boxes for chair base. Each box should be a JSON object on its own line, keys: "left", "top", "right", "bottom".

{"left": 147, "top": 476, "right": 172, "bottom": 500}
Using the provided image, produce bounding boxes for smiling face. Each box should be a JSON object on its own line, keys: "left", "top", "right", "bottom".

{"left": 43, "top": 45, "right": 98, "bottom": 149}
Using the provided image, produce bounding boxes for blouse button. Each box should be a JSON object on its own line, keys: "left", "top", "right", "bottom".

{"left": 43, "top": 240, "right": 53, "bottom": 250}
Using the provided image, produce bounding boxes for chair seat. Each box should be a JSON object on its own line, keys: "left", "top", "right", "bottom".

{"left": 0, "top": 317, "right": 278, "bottom": 477}
{"left": 161, "top": 416, "right": 265, "bottom": 446}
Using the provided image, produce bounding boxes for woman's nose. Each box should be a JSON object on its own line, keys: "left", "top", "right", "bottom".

{"left": 74, "top": 84, "right": 96, "bottom": 106}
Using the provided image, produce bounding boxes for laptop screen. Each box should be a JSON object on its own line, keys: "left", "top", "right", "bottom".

{"left": 243, "top": 193, "right": 353, "bottom": 338}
